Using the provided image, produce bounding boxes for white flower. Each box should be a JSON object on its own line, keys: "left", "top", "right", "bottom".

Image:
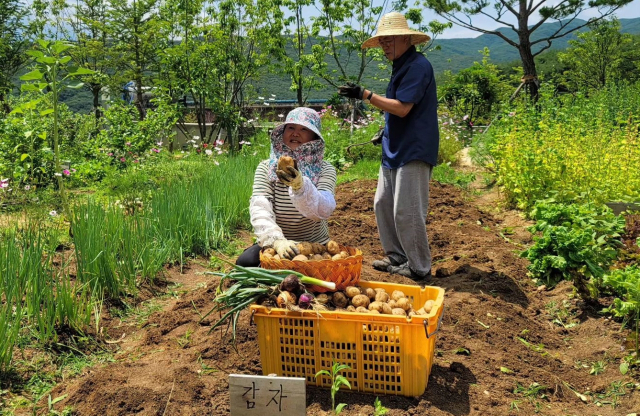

{"left": 205, "top": 149, "right": 213, "bottom": 156}
{"left": 214, "top": 160, "right": 219, "bottom": 166}
{"left": 193, "top": 144, "right": 198, "bottom": 148}
{"left": 268, "top": 97, "right": 275, "bottom": 101}
{"left": 271, "top": 94, "right": 276, "bottom": 97}
{"left": 24, "top": 185, "right": 30, "bottom": 190}
{"left": 247, "top": 119, "right": 254, "bottom": 123}
{"left": 264, "top": 102, "right": 270, "bottom": 106}
{"left": 49, "top": 210, "right": 57, "bottom": 217}
{"left": 54, "top": 172, "right": 63, "bottom": 177}
{"left": 157, "top": 141, "right": 163, "bottom": 146}
{"left": 193, "top": 135, "right": 200, "bottom": 140}
{"left": 258, "top": 96, "right": 265, "bottom": 100}
{"left": 278, "top": 114, "right": 284, "bottom": 118}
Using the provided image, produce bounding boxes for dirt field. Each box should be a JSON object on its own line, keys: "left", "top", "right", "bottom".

{"left": 48, "top": 179, "right": 640, "bottom": 416}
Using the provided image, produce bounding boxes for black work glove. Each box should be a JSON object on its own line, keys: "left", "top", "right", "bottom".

{"left": 338, "top": 82, "right": 364, "bottom": 100}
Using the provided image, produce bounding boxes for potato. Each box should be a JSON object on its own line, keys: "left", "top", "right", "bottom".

{"left": 263, "top": 248, "right": 276, "bottom": 256}
{"left": 415, "top": 307, "right": 427, "bottom": 315}
{"left": 364, "top": 288, "right": 376, "bottom": 300}
{"left": 316, "top": 293, "right": 330, "bottom": 305}
{"left": 277, "top": 155, "right": 296, "bottom": 171}
{"left": 351, "top": 294, "right": 370, "bottom": 308}
{"left": 321, "top": 252, "right": 332, "bottom": 260}
{"left": 339, "top": 250, "right": 349, "bottom": 259}
{"left": 368, "top": 301, "right": 384, "bottom": 313}
{"left": 392, "top": 308, "right": 407, "bottom": 316}
{"left": 396, "top": 297, "right": 412, "bottom": 311}
{"left": 407, "top": 309, "right": 417, "bottom": 318}
{"left": 273, "top": 254, "right": 281, "bottom": 260}
{"left": 374, "top": 288, "right": 386, "bottom": 294}
{"left": 292, "top": 254, "right": 308, "bottom": 261}
{"left": 346, "top": 305, "right": 356, "bottom": 312}
{"left": 375, "top": 291, "right": 390, "bottom": 303}
{"left": 345, "top": 286, "right": 362, "bottom": 298}
{"left": 355, "top": 306, "right": 369, "bottom": 313}
{"left": 312, "top": 243, "right": 326, "bottom": 254}
{"left": 311, "top": 254, "right": 324, "bottom": 261}
{"left": 380, "top": 303, "right": 393, "bottom": 315}
{"left": 331, "top": 253, "right": 343, "bottom": 261}
{"left": 391, "top": 290, "right": 406, "bottom": 302}
{"left": 423, "top": 300, "right": 435, "bottom": 314}
{"left": 332, "top": 292, "right": 348, "bottom": 308}
{"left": 297, "top": 242, "right": 313, "bottom": 256}
{"left": 387, "top": 299, "right": 398, "bottom": 309}
{"left": 326, "top": 240, "right": 341, "bottom": 255}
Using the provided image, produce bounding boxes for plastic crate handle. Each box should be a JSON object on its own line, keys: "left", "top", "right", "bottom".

{"left": 423, "top": 304, "right": 445, "bottom": 339}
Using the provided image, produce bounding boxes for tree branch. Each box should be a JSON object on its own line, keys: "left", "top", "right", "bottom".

{"left": 438, "top": 12, "right": 519, "bottom": 48}
{"left": 531, "top": 8, "right": 619, "bottom": 48}
{"left": 497, "top": 0, "right": 520, "bottom": 19}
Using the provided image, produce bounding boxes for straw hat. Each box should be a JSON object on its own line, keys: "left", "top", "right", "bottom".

{"left": 362, "top": 12, "right": 431, "bottom": 49}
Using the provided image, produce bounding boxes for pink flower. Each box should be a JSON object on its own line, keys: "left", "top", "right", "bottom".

{"left": 108, "top": 152, "right": 114, "bottom": 156}
{"left": 120, "top": 157, "right": 126, "bottom": 162}
{"left": 133, "top": 160, "right": 139, "bottom": 163}
{"left": 71, "top": 168, "right": 76, "bottom": 173}
{"left": 126, "top": 142, "right": 131, "bottom": 146}
{"left": 63, "top": 169, "right": 70, "bottom": 176}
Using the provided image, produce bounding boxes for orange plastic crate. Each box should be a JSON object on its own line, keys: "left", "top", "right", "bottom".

{"left": 250, "top": 281, "right": 444, "bottom": 397}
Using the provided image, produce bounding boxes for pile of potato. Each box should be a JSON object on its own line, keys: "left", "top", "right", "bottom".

{"left": 263, "top": 240, "right": 351, "bottom": 261}
{"left": 315, "top": 286, "right": 435, "bottom": 317}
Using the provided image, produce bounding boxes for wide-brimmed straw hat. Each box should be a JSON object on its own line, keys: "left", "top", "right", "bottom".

{"left": 271, "top": 107, "right": 324, "bottom": 142}
{"left": 362, "top": 12, "right": 431, "bottom": 49}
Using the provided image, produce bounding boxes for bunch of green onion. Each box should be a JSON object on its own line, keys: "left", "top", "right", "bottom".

{"left": 201, "top": 264, "right": 335, "bottom": 342}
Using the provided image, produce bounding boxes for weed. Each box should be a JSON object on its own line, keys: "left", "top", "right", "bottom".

{"left": 177, "top": 330, "right": 193, "bottom": 348}
{"left": 513, "top": 382, "right": 548, "bottom": 411}
{"left": 545, "top": 300, "right": 578, "bottom": 329}
{"left": 373, "top": 396, "right": 388, "bottom": 416}
{"left": 589, "top": 360, "right": 606, "bottom": 375}
{"left": 315, "top": 362, "right": 351, "bottom": 415}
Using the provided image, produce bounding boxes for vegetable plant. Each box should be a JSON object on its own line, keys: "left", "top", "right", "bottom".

{"left": 521, "top": 200, "right": 625, "bottom": 301}
{"left": 314, "top": 361, "right": 352, "bottom": 415}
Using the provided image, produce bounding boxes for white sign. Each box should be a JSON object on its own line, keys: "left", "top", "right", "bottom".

{"left": 229, "top": 374, "right": 306, "bottom": 415}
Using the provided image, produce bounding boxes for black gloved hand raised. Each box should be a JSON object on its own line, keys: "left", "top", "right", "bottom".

{"left": 337, "top": 82, "right": 364, "bottom": 100}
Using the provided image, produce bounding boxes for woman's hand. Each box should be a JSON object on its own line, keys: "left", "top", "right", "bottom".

{"left": 276, "top": 166, "right": 303, "bottom": 191}
{"left": 272, "top": 239, "right": 300, "bottom": 259}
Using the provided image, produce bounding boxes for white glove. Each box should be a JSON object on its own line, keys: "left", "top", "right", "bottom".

{"left": 272, "top": 239, "right": 299, "bottom": 259}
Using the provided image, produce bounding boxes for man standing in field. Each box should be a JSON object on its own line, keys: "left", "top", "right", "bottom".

{"left": 338, "top": 12, "right": 439, "bottom": 283}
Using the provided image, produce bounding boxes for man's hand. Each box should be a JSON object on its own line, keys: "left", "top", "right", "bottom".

{"left": 338, "top": 82, "right": 364, "bottom": 100}
{"left": 276, "top": 166, "right": 303, "bottom": 191}
{"left": 272, "top": 239, "right": 300, "bottom": 259}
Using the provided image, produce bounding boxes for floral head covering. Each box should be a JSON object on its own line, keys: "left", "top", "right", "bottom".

{"left": 267, "top": 107, "right": 325, "bottom": 185}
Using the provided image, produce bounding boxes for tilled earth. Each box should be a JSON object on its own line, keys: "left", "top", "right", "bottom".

{"left": 49, "top": 180, "right": 640, "bottom": 415}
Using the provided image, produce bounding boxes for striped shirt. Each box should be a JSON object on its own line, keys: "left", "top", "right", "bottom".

{"left": 251, "top": 160, "right": 337, "bottom": 244}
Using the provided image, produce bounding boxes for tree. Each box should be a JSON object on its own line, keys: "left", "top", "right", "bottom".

{"left": 65, "top": 0, "right": 113, "bottom": 120}
{"left": 0, "top": 0, "right": 29, "bottom": 112}
{"left": 107, "top": 0, "right": 163, "bottom": 120}
{"left": 559, "top": 19, "right": 638, "bottom": 90}
{"left": 281, "top": 0, "right": 323, "bottom": 105}
{"left": 423, "top": 0, "right": 633, "bottom": 97}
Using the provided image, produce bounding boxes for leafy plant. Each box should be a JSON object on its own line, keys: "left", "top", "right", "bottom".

{"left": 522, "top": 200, "right": 625, "bottom": 301}
{"left": 13, "top": 39, "right": 95, "bottom": 213}
{"left": 315, "top": 361, "right": 352, "bottom": 415}
{"left": 373, "top": 397, "right": 388, "bottom": 416}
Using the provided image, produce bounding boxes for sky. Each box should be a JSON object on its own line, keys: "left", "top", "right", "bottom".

{"left": 376, "top": 0, "right": 640, "bottom": 39}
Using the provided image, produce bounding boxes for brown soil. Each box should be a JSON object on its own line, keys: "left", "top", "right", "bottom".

{"left": 45, "top": 180, "right": 640, "bottom": 416}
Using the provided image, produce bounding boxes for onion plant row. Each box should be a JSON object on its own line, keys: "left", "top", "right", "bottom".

{"left": 0, "top": 155, "right": 256, "bottom": 370}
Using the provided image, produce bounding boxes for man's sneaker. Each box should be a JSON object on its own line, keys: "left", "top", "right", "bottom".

{"left": 387, "top": 262, "right": 431, "bottom": 280}
{"left": 371, "top": 257, "right": 401, "bottom": 271}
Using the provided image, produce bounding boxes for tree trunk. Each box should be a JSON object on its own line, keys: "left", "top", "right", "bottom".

{"left": 517, "top": 14, "right": 539, "bottom": 99}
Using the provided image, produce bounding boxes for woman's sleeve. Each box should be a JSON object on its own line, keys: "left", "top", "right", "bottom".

{"left": 250, "top": 161, "right": 285, "bottom": 247}
{"left": 289, "top": 162, "right": 337, "bottom": 221}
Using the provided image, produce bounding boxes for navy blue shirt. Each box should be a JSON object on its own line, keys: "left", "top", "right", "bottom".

{"left": 382, "top": 46, "right": 439, "bottom": 168}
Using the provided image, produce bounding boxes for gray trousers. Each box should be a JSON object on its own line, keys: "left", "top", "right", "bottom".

{"left": 373, "top": 160, "right": 433, "bottom": 275}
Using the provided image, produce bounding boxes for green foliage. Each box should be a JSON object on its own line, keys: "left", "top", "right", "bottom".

{"left": 482, "top": 83, "right": 640, "bottom": 210}
{"left": 439, "top": 48, "right": 508, "bottom": 125}
{"left": 97, "top": 97, "right": 179, "bottom": 168}
{"left": 603, "top": 265, "right": 640, "bottom": 321}
{"left": 559, "top": 19, "right": 640, "bottom": 91}
{"left": 0, "top": 0, "right": 29, "bottom": 110}
{"left": 373, "top": 397, "right": 388, "bottom": 416}
{"left": 521, "top": 201, "right": 625, "bottom": 298}
{"left": 315, "top": 361, "right": 352, "bottom": 415}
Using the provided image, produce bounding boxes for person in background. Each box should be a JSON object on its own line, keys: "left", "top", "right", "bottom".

{"left": 338, "top": 12, "right": 440, "bottom": 282}
{"left": 236, "top": 107, "right": 337, "bottom": 267}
